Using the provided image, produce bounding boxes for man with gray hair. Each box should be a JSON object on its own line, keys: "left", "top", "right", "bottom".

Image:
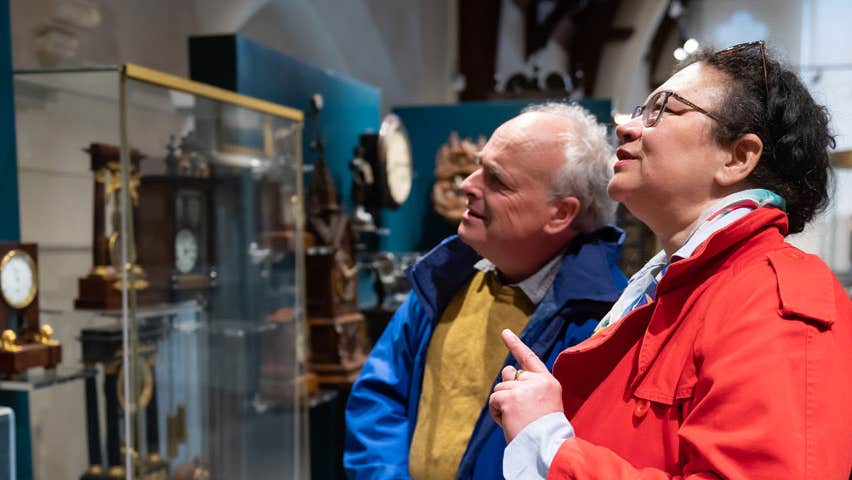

{"left": 344, "top": 103, "right": 626, "bottom": 480}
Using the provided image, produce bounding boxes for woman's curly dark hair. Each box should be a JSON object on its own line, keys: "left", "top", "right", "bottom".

{"left": 677, "top": 43, "right": 835, "bottom": 234}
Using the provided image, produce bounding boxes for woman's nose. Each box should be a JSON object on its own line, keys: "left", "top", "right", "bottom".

{"left": 616, "top": 118, "right": 642, "bottom": 144}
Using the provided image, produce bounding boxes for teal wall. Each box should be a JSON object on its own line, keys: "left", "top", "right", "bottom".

{"left": 0, "top": 0, "right": 19, "bottom": 242}
{"left": 189, "top": 34, "right": 381, "bottom": 210}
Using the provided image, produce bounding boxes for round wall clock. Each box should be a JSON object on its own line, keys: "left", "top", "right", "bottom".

{"left": 377, "top": 114, "right": 413, "bottom": 208}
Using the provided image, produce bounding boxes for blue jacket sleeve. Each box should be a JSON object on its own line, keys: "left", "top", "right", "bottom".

{"left": 344, "top": 292, "right": 427, "bottom": 480}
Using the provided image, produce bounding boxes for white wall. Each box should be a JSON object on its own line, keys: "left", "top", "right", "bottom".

{"left": 793, "top": 0, "right": 852, "bottom": 272}
{"left": 10, "top": 0, "right": 458, "bottom": 112}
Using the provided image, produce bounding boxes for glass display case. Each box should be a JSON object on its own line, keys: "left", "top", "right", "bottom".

{"left": 10, "top": 65, "right": 307, "bottom": 479}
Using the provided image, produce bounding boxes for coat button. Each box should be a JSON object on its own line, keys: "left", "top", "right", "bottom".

{"left": 634, "top": 398, "right": 650, "bottom": 418}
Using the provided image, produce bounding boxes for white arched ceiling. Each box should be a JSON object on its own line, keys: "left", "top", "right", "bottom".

{"left": 594, "top": 0, "right": 669, "bottom": 115}
{"left": 192, "top": 0, "right": 269, "bottom": 34}
{"left": 10, "top": 0, "right": 457, "bottom": 112}
{"left": 234, "top": 0, "right": 456, "bottom": 112}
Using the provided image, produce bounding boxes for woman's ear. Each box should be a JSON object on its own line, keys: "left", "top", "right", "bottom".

{"left": 716, "top": 133, "right": 763, "bottom": 187}
{"left": 545, "top": 196, "right": 580, "bottom": 235}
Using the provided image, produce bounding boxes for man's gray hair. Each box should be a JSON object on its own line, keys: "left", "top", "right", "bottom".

{"left": 521, "top": 102, "right": 616, "bottom": 233}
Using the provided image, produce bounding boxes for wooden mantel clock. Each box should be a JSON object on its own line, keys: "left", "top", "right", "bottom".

{"left": 136, "top": 133, "right": 214, "bottom": 302}
{"left": 0, "top": 243, "right": 61, "bottom": 374}
{"left": 75, "top": 143, "right": 163, "bottom": 309}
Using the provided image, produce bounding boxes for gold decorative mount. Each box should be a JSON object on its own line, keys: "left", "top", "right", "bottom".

{"left": 0, "top": 330, "right": 20, "bottom": 353}
{"left": 35, "top": 324, "right": 59, "bottom": 346}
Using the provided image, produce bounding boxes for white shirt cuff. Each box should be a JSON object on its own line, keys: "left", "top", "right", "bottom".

{"left": 503, "top": 411, "right": 575, "bottom": 479}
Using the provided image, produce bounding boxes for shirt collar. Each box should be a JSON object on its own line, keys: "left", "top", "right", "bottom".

{"left": 474, "top": 252, "right": 564, "bottom": 305}
{"left": 671, "top": 188, "right": 786, "bottom": 262}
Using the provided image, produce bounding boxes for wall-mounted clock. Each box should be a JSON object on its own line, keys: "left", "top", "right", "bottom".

{"left": 359, "top": 113, "right": 413, "bottom": 209}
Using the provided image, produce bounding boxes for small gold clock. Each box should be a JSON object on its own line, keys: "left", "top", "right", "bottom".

{"left": 0, "top": 248, "right": 37, "bottom": 310}
{"left": 0, "top": 242, "right": 61, "bottom": 374}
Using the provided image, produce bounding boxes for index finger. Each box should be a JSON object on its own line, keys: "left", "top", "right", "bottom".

{"left": 501, "top": 329, "right": 547, "bottom": 373}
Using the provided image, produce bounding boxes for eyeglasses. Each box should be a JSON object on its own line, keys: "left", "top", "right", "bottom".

{"left": 716, "top": 40, "right": 769, "bottom": 103}
{"left": 631, "top": 41, "right": 770, "bottom": 129}
{"left": 631, "top": 90, "right": 723, "bottom": 128}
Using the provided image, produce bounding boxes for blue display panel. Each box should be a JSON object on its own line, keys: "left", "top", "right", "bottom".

{"left": 0, "top": 0, "right": 20, "bottom": 242}
{"left": 189, "top": 34, "right": 381, "bottom": 211}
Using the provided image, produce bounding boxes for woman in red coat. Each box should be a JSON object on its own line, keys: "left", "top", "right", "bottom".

{"left": 489, "top": 42, "right": 852, "bottom": 479}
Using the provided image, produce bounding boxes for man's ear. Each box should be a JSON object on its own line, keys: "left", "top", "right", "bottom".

{"left": 545, "top": 196, "right": 580, "bottom": 235}
{"left": 716, "top": 133, "right": 762, "bottom": 187}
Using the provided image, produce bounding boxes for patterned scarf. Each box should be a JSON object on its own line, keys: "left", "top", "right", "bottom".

{"left": 594, "top": 189, "right": 785, "bottom": 333}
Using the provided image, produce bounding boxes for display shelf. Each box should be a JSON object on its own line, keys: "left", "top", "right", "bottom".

{"left": 0, "top": 366, "right": 94, "bottom": 392}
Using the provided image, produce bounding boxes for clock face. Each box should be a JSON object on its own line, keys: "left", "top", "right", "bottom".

{"left": 379, "top": 114, "right": 413, "bottom": 206}
{"left": 385, "top": 133, "right": 413, "bottom": 205}
{"left": 174, "top": 228, "right": 199, "bottom": 274}
{"left": 1, "top": 250, "right": 37, "bottom": 309}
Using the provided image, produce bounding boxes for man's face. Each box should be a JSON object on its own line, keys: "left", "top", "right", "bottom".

{"left": 457, "top": 113, "right": 566, "bottom": 263}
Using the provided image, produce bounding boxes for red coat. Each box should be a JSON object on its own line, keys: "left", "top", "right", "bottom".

{"left": 549, "top": 208, "right": 852, "bottom": 479}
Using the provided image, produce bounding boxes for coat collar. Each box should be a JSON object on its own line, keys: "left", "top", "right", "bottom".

{"left": 658, "top": 208, "right": 788, "bottom": 296}
{"left": 407, "top": 227, "right": 627, "bottom": 321}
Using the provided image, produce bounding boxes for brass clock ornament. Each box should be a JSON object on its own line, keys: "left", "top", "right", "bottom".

{"left": 432, "top": 132, "right": 484, "bottom": 222}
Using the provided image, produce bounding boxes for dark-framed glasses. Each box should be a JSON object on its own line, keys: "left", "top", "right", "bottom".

{"left": 631, "top": 90, "right": 723, "bottom": 128}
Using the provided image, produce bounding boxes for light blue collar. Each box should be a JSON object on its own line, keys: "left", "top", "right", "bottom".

{"left": 594, "top": 189, "right": 784, "bottom": 333}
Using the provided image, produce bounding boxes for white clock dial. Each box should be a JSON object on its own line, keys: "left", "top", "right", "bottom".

{"left": 174, "top": 228, "right": 199, "bottom": 274}
{"left": 386, "top": 134, "right": 413, "bottom": 204}
{"left": 1, "top": 250, "right": 37, "bottom": 309}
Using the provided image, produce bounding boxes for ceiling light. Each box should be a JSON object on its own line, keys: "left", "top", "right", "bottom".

{"left": 683, "top": 38, "right": 699, "bottom": 54}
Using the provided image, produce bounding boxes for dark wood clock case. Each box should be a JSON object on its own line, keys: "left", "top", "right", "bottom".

{"left": 75, "top": 143, "right": 164, "bottom": 309}
{"left": 136, "top": 176, "right": 213, "bottom": 302}
{"left": 305, "top": 157, "right": 369, "bottom": 386}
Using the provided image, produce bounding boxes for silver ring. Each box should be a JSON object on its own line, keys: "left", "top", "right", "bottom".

{"left": 514, "top": 369, "right": 523, "bottom": 381}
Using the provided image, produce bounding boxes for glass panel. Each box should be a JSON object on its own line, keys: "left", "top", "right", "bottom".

{"left": 122, "top": 74, "right": 305, "bottom": 479}
{"left": 11, "top": 66, "right": 306, "bottom": 480}
{"left": 13, "top": 68, "right": 129, "bottom": 479}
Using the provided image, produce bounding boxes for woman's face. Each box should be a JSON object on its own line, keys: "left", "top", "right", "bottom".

{"left": 609, "top": 63, "right": 732, "bottom": 227}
